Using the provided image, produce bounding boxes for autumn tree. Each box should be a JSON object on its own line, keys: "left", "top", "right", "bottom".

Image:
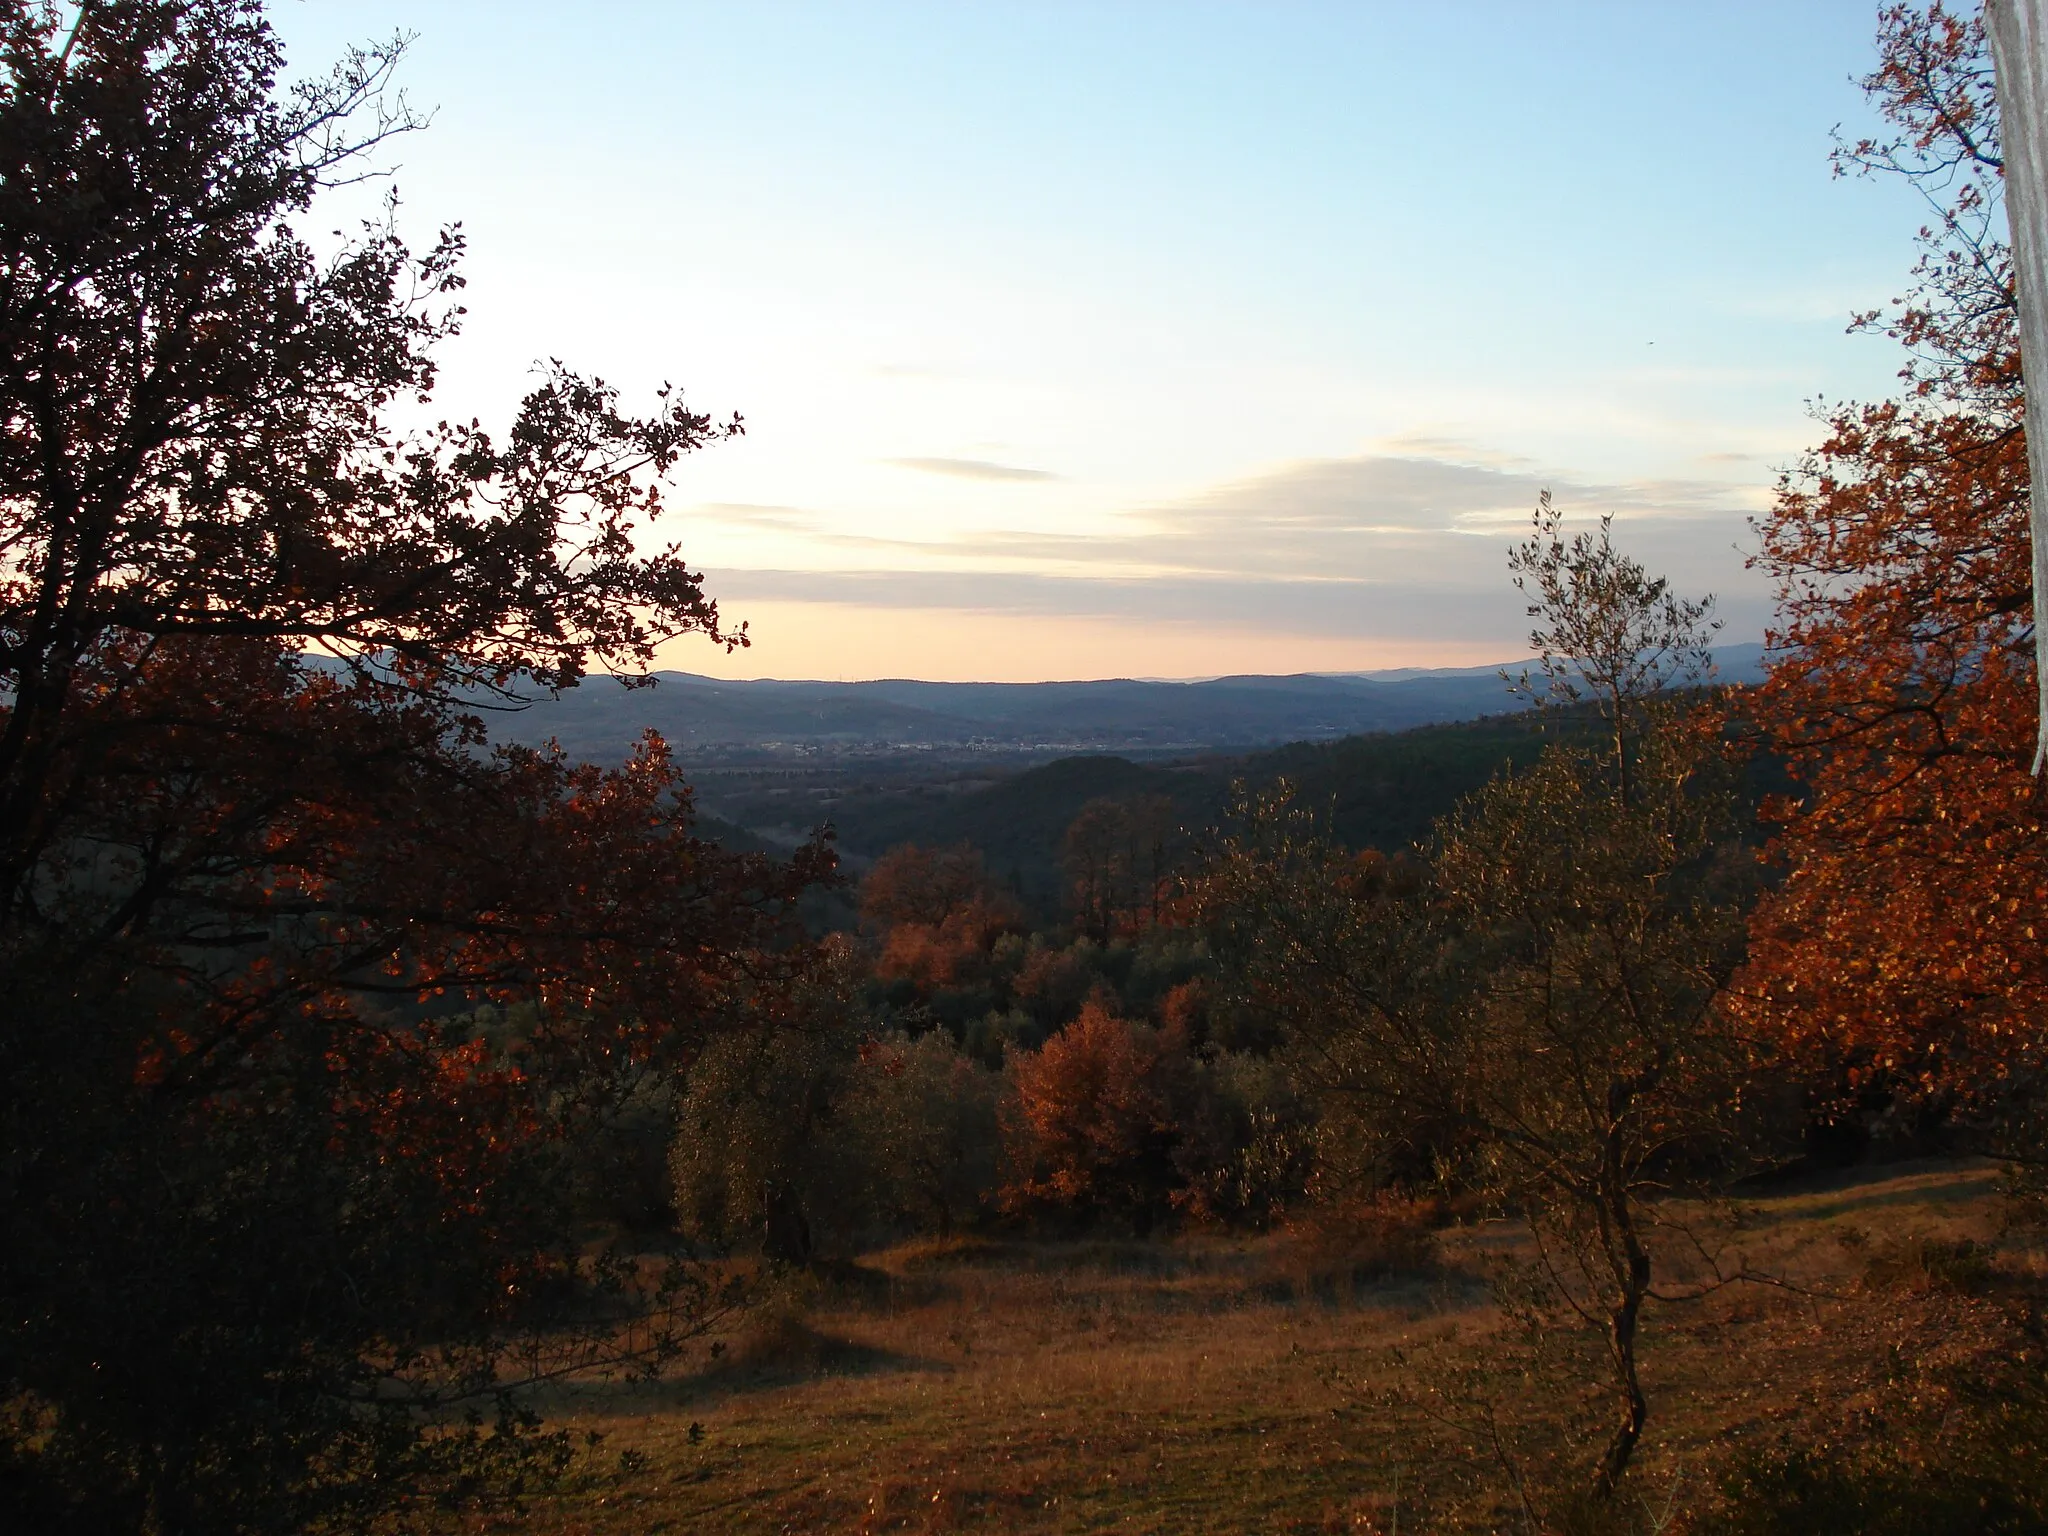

{"left": 1001, "top": 999, "right": 1195, "bottom": 1231}
{"left": 1736, "top": 3, "right": 2048, "bottom": 1143}
{"left": 0, "top": 4, "right": 832, "bottom": 1529}
{"left": 1199, "top": 506, "right": 1755, "bottom": 1503}
{"left": 862, "top": 840, "right": 1022, "bottom": 996}
{"left": 861, "top": 841, "right": 1004, "bottom": 930}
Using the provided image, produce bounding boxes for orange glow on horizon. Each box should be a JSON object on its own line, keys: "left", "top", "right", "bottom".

{"left": 653, "top": 601, "right": 1519, "bottom": 683}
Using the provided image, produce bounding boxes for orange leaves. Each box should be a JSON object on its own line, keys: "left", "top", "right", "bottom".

{"left": 1726, "top": 5, "right": 2044, "bottom": 1124}
{"left": 1000, "top": 1000, "right": 1189, "bottom": 1222}
{"left": 1738, "top": 411, "right": 2032, "bottom": 1049}
{"left": 861, "top": 841, "right": 1022, "bottom": 999}
{"left": 51, "top": 635, "right": 832, "bottom": 1222}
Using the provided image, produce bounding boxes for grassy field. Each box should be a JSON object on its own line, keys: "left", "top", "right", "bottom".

{"left": 503, "top": 1160, "right": 2029, "bottom": 1534}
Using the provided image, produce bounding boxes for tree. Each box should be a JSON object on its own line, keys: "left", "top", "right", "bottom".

{"left": 0, "top": 5, "right": 833, "bottom": 1528}
{"left": 862, "top": 840, "right": 1022, "bottom": 997}
{"left": 1199, "top": 506, "right": 1754, "bottom": 1503}
{"left": 1736, "top": 3, "right": 2048, "bottom": 1139}
{"left": 669, "top": 956, "right": 873, "bottom": 1266}
{"left": 861, "top": 841, "right": 1004, "bottom": 931}
{"left": 1060, "top": 793, "right": 1183, "bottom": 942}
{"left": 841, "top": 1028, "right": 1003, "bottom": 1238}
{"left": 1001, "top": 999, "right": 1193, "bottom": 1231}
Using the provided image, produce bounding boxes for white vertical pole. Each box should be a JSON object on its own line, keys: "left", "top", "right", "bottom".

{"left": 1987, "top": 0, "right": 2048, "bottom": 772}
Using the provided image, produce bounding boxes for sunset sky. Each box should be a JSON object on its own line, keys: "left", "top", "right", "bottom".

{"left": 283, "top": 2, "right": 1924, "bottom": 682}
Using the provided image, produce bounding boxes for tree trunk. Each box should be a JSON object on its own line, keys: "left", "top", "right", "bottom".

{"left": 1986, "top": 0, "right": 2048, "bottom": 772}
{"left": 760, "top": 1180, "right": 813, "bottom": 1266}
{"left": 1594, "top": 1249, "right": 1651, "bottom": 1499}
{"left": 1592, "top": 1171, "right": 1653, "bottom": 1500}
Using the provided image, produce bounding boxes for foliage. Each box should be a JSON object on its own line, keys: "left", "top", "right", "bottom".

{"left": 865, "top": 842, "right": 1023, "bottom": 996}
{"left": 821, "top": 717, "right": 1573, "bottom": 914}
{"left": 668, "top": 956, "right": 871, "bottom": 1263}
{"left": 1000, "top": 999, "right": 1195, "bottom": 1230}
{"left": 0, "top": 4, "right": 833, "bottom": 1528}
{"left": 672, "top": 985, "right": 1007, "bottom": 1255}
{"left": 860, "top": 841, "right": 1011, "bottom": 932}
{"left": 1248, "top": 710, "right": 1568, "bottom": 856}
{"left": 1061, "top": 792, "right": 1186, "bottom": 940}
{"left": 1735, "top": 2, "right": 2045, "bottom": 1138}
{"left": 1, "top": 674, "right": 817, "bottom": 1526}
{"left": 840, "top": 1029, "right": 1005, "bottom": 1237}
{"left": 1164, "top": 1039, "right": 1317, "bottom": 1228}
{"left": 1711, "top": 1338, "right": 2048, "bottom": 1535}
{"left": 1198, "top": 505, "right": 1757, "bottom": 1501}
{"left": 830, "top": 755, "right": 1193, "bottom": 911}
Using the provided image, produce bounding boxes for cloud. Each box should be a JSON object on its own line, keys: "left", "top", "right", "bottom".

{"left": 946, "top": 453, "right": 1763, "bottom": 583}
{"left": 1367, "top": 433, "right": 1539, "bottom": 471}
{"left": 697, "top": 448, "right": 1776, "bottom": 650}
{"left": 698, "top": 502, "right": 956, "bottom": 556}
{"left": 698, "top": 502, "right": 821, "bottom": 532}
{"left": 885, "top": 456, "right": 1060, "bottom": 482}
{"left": 705, "top": 567, "right": 1525, "bottom": 638}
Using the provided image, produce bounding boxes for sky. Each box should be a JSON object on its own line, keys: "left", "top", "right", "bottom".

{"left": 278, "top": 1, "right": 1931, "bottom": 682}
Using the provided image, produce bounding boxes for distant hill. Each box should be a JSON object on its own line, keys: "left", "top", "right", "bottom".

{"left": 819, "top": 711, "right": 1590, "bottom": 909}
{"left": 481, "top": 644, "right": 1767, "bottom": 759}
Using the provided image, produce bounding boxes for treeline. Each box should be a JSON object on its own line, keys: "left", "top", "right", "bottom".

{"left": 667, "top": 837, "right": 1300, "bottom": 1256}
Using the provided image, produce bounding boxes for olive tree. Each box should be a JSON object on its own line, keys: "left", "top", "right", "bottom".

{"left": 1200, "top": 500, "right": 1758, "bottom": 1502}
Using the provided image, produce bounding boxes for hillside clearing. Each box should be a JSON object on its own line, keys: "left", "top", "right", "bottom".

{"left": 504, "top": 1159, "right": 2025, "bottom": 1534}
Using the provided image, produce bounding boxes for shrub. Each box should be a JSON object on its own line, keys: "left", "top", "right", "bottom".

{"left": 1711, "top": 1329, "right": 2048, "bottom": 1535}
{"left": 1715, "top": 1445, "right": 2048, "bottom": 1535}
{"left": 669, "top": 1024, "right": 871, "bottom": 1262}
{"left": 1170, "top": 1049, "right": 1317, "bottom": 1228}
{"left": 840, "top": 1030, "right": 1004, "bottom": 1236}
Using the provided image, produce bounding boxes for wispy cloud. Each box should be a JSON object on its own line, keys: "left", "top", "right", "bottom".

{"left": 940, "top": 453, "right": 1762, "bottom": 580}
{"left": 886, "top": 456, "right": 1060, "bottom": 482}
{"left": 698, "top": 448, "right": 1774, "bottom": 648}
{"left": 698, "top": 502, "right": 821, "bottom": 532}
{"left": 1368, "top": 433, "right": 1539, "bottom": 471}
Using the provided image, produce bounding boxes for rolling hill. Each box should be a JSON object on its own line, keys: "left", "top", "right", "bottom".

{"left": 481, "top": 644, "right": 1767, "bottom": 760}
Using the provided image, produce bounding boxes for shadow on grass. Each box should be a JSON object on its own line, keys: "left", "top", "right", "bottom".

{"left": 545, "top": 1315, "right": 950, "bottom": 1417}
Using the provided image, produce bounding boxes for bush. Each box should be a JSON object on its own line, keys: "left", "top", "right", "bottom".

{"left": 670, "top": 1023, "right": 871, "bottom": 1262}
{"left": 839, "top": 1029, "right": 1004, "bottom": 1236}
{"left": 1171, "top": 1049, "right": 1317, "bottom": 1228}
{"left": 1716, "top": 1446, "right": 2048, "bottom": 1535}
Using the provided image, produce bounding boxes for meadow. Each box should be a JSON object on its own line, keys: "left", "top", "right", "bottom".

{"left": 513, "top": 1160, "right": 2022, "bottom": 1534}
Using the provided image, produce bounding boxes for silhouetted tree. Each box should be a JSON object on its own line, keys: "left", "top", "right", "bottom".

{"left": 0, "top": 5, "right": 831, "bottom": 1528}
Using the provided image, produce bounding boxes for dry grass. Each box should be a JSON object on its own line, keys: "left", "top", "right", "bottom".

{"left": 496, "top": 1159, "right": 2031, "bottom": 1534}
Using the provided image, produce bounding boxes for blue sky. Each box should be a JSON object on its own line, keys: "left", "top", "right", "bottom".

{"left": 282, "top": 1, "right": 1926, "bottom": 680}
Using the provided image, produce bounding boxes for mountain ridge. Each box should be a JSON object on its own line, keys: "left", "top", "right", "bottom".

{"left": 480, "top": 642, "right": 1768, "bottom": 760}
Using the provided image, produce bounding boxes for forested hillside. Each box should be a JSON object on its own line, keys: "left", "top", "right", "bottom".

{"left": 810, "top": 711, "right": 1573, "bottom": 908}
